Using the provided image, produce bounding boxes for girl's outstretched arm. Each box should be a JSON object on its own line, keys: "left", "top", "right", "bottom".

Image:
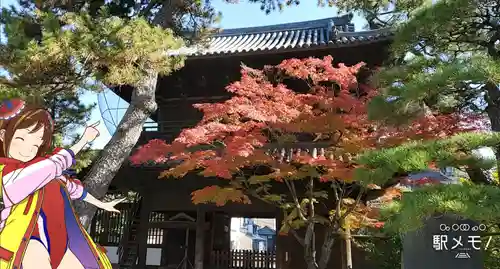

{"left": 70, "top": 121, "right": 100, "bottom": 155}
{"left": 62, "top": 174, "right": 88, "bottom": 201}
{"left": 82, "top": 194, "right": 124, "bottom": 213}
{"left": 1, "top": 148, "right": 75, "bottom": 205}
{"left": 62, "top": 175, "right": 124, "bottom": 213}
{"left": 69, "top": 138, "right": 88, "bottom": 156}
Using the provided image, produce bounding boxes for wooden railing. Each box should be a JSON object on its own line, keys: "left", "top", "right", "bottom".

{"left": 117, "top": 193, "right": 141, "bottom": 259}
{"left": 90, "top": 204, "right": 134, "bottom": 246}
{"left": 91, "top": 206, "right": 168, "bottom": 248}
{"left": 210, "top": 250, "right": 277, "bottom": 269}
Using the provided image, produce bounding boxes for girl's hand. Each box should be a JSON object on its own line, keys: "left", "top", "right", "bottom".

{"left": 82, "top": 121, "right": 100, "bottom": 144}
{"left": 70, "top": 121, "right": 100, "bottom": 155}
{"left": 99, "top": 198, "right": 127, "bottom": 213}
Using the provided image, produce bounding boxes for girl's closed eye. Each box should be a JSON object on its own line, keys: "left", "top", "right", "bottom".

{"left": 14, "top": 137, "right": 24, "bottom": 141}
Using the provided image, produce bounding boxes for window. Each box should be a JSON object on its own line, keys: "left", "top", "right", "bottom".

{"left": 258, "top": 241, "right": 266, "bottom": 252}
{"left": 441, "top": 167, "right": 454, "bottom": 176}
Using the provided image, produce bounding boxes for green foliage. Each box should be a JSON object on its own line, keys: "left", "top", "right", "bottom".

{"left": 45, "top": 91, "right": 94, "bottom": 135}
{"left": 389, "top": 0, "right": 489, "bottom": 55}
{"left": 72, "top": 149, "right": 100, "bottom": 172}
{"left": 18, "top": 0, "right": 221, "bottom": 42}
{"left": 0, "top": 2, "right": 187, "bottom": 174}
{"left": 366, "top": 1, "right": 500, "bottom": 123}
{"left": 355, "top": 132, "right": 500, "bottom": 186}
{"left": 0, "top": 8, "right": 185, "bottom": 99}
{"left": 357, "top": 235, "right": 402, "bottom": 269}
{"left": 483, "top": 224, "right": 500, "bottom": 269}
{"left": 380, "top": 183, "right": 500, "bottom": 233}
{"left": 335, "top": 0, "right": 500, "bottom": 234}
{"left": 369, "top": 55, "right": 500, "bottom": 123}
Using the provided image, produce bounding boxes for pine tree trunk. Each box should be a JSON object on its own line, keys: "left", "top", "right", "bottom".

{"left": 485, "top": 82, "right": 500, "bottom": 173}
{"left": 75, "top": 70, "right": 158, "bottom": 228}
{"left": 74, "top": 0, "right": 179, "bottom": 229}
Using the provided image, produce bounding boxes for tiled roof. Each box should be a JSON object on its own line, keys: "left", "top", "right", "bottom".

{"left": 168, "top": 14, "right": 393, "bottom": 58}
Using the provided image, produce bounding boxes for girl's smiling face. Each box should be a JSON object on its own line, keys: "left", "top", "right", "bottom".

{"left": 7, "top": 124, "right": 45, "bottom": 162}
{"left": 0, "top": 106, "right": 53, "bottom": 162}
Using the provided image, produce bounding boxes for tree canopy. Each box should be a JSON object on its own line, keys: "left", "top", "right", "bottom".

{"left": 0, "top": 0, "right": 189, "bottom": 226}
{"left": 129, "top": 55, "right": 481, "bottom": 268}
{"left": 313, "top": 0, "right": 500, "bottom": 236}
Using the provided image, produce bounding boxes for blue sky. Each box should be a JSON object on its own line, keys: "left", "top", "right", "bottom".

{"left": 1, "top": 0, "right": 366, "bottom": 149}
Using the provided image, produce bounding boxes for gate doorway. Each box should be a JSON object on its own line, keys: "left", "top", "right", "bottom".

{"left": 161, "top": 213, "right": 196, "bottom": 269}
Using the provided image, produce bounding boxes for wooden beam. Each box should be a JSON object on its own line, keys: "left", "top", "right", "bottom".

{"left": 148, "top": 221, "right": 210, "bottom": 229}
{"left": 136, "top": 196, "right": 151, "bottom": 269}
{"left": 194, "top": 208, "right": 206, "bottom": 269}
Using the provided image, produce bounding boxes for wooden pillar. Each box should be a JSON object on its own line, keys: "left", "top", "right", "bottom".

{"left": 275, "top": 212, "right": 289, "bottom": 269}
{"left": 160, "top": 228, "right": 169, "bottom": 266}
{"left": 136, "top": 195, "right": 151, "bottom": 269}
{"left": 194, "top": 207, "right": 206, "bottom": 269}
{"left": 99, "top": 211, "right": 109, "bottom": 244}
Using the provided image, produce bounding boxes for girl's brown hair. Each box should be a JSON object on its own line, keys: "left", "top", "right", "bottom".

{"left": 0, "top": 104, "right": 54, "bottom": 158}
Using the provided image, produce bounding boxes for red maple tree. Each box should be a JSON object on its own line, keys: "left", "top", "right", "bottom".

{"left": 130, "top": 56, "right": 470, "bottom": 269}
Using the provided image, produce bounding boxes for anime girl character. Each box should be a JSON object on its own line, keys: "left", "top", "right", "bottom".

{"left": 0, "top": 99, "right": 124, "bottom": 269}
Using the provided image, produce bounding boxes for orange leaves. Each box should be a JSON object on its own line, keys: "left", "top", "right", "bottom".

{"left": 293, "top": 154, "right": 327, "bottom": 166}
{"left": 191, "top": 185, "right": 251, "bottom": 206}
{"left": 198, "top": 158, "right": 234, "bottom": 179}
{"left": 159, "top": 159, "right": 198, "bottom": 178}
{"left": 371, "top": 222, "right": 385, "bottom": 229}
{"left": 320, "top": 167, "right": 355, "bottom": 182}
{"left": 376, "top": 113, "right": 476, "bottom": 148}
{"left": 284, "top": 113, "right": 346, "bottom": 134}
{"left": 277, "top": 56, "right": 365, "bottom": 90}
{"left": 129, "top": 139, "right": 174, "bottom": 165}
{"left": 339, "top": 139, "right": 368, "bottom": 154}
{"left": 175, "top": 122, "right": 242, "bottom": 146}
{"left": 379, "top": 187, "right": 403, "bottom": 202}
{"left": 337, "top": 201, "right": 384, "bottom": 230}
{"left": 223, "top": 130, "right": 267, "bottom": 157}
{"left": 270, "top": 163, "right": 300, "bottom": 181}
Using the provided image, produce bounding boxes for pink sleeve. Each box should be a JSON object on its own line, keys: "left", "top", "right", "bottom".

{"left": 2, "top": 148, "right": 75, "bottom": 205}
{"left": 62, "top": 177, "right": 87, "bottom": 200}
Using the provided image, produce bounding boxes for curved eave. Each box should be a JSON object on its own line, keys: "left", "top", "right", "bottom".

{"left": 169, "top": 29, "right": 394, "bottom": 60}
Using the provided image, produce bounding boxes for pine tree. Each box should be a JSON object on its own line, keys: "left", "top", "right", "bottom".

{"left": 0, "top": 0, "right": 308, "bottom": 228}
{"left": 0, "top": 1, "right": 188, "bottom": 227}
{"left": 303, "top": 0, "right": 500, "bottom": 233}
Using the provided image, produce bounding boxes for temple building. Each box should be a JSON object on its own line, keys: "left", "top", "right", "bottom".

{"left": 93, "top": 14, "right": 393, "bottom": 269}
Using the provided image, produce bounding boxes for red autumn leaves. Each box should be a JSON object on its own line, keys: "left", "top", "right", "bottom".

{"left": 130, "top": 56, "right": 471, "bottom": 228}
